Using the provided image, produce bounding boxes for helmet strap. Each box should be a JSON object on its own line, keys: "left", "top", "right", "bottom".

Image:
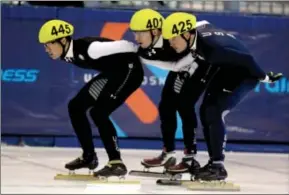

{"left": 149, "top": 30, "right": 155, "bottom": 48}
{"left": 181, "top": 30, "right": 196, "bottom": 52}
{"left": 58, "top": 37, "right": 71, "bottom": 59}
{"left": 181, "top": 33, "right": 191, "bottom": 52}
{"left": 149, "top": 29, "right": 162, "bottom": 48}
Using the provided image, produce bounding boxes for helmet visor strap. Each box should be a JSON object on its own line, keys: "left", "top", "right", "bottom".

{"left": 56, "top": 38, "right": 70, "bottom": 59}
{"left": 181, "top": 34, "right": 191, "bottom": 51}
{"left": 149, "top": 30, "right": 155, "bottom": 48}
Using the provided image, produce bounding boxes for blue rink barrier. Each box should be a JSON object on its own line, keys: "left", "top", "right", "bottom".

{"left": 1, "top": 136, "right": 289, "bottom": 153}
{"left": 2, "top": 5, "right": 289, "bottom": 151}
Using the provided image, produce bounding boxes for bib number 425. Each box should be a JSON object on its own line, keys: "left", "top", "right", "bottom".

{"left": 172, "top": 20, "right": 193, "bottom": 35}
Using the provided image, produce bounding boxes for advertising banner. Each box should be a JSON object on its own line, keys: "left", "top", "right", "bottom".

{"left": 2, "top": 5, "right": 289, "bottom": 142}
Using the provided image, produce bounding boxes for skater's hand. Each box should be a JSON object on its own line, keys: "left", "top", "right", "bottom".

{"left": 178, "top": 63, "right": 197, "bottom": 80}
{"left": 261, "top": 71, "right": 283, "bottom": 83}
{"left": 179, "top": 71, "right": 190, "bottom": 80}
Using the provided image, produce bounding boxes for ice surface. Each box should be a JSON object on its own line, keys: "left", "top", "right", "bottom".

{"left": 1, "top": 145, "right": 288, "bottom": 194}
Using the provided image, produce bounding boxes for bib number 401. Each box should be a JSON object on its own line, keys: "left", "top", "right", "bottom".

{"left": 146, "top": 18, "right": 163, "bottom": 29}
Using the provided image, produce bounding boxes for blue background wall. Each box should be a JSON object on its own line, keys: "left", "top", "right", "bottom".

{"left": 1, "top": 5, "right": 289, "bottom": 151}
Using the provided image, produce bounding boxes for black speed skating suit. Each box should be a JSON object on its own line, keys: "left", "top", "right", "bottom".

{"left": 138, "top": 35, "right": 212, "bottom": 157}
{"left": 62, "top": 37, "right": 143, "bottom": 163}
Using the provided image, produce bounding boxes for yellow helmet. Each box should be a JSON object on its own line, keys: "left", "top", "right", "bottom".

{"left": 130, "top": 8, "right": 164, "bottom": 31}
{"left": 38, "top": 19, "right": 74, "bottom": 43}
{"left": 162, "top": 12, "right": 197, "bottom": 40}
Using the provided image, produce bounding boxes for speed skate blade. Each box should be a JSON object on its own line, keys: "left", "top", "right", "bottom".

{"left": 156, "top": 179, "right": 191, "bottom": 186}
{"left": 187, "top": 180, "right": 241, "bottom": 191}
{"left": 129, "top": 170, "right": 181, "bottom": 179}
{"left": 54, "top": 173, "right": 96, "bottom": 181}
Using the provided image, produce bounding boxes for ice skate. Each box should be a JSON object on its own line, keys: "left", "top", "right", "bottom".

{"left": 166, "top": 155, "right": 200, "bottom": 175}
{"left": 129, "top": 150, "right": 178, "bottom": 178}
{"left": 186, "top": 162, "right": 239, "bottom": 191}
{"left": 141, "top": 150, "right": 176, "bottom": 168}
{"left": 54, "top": 153, "right": 98, "bottom": 181}
{"left": 93, "top": 160, "right": 127, "bottom": 180}
{"left": 156, "top": 155, "right": 200, "bottom": 186}
{"left": 195, "top": 162, "right": 227, "bottom": 181}
{"left": 65, "top": 153, "right": 98, "bottom": 174}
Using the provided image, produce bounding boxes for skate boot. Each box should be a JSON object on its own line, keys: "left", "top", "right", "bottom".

{"left": 141, "top": 150, "right": 176, "bottom": 169}
{"left": 156, "top": 154, "right": 200, "bottom": 186}
{"left": 166, "top": 155, "right": 200, "bottom": 176}
{"left": 195, "top": 161, "right": 228, "bottom": 181}
{"left": 198, "top": 159, "right": 213, "bottom": 173}
{"left": 93, "top": 160, "right": 127, "bottom": 179}
{"left": 65, "top": 153, "right": 98, "bottom": 174}
{"left": 129, "top": 150, "right": 177, "bottom": 178}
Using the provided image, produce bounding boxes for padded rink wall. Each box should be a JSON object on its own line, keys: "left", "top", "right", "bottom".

{"left": 1, "top": 5, "right": 289, "bottom": 151}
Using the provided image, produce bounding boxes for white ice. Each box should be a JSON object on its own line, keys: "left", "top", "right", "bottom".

{"left": 1, "top": 145, "right": 288, "bottom": 194}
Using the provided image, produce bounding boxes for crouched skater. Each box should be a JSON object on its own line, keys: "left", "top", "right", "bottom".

{"left": 161, "top": 12, "right": 283, "bottom": 182}
{"left": 38, "top": 19, "right": 144, "bottom": 179}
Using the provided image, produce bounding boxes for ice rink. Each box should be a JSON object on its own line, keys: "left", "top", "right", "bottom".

{"left": 1, "top": 145, "right": 288, "bottom": 194}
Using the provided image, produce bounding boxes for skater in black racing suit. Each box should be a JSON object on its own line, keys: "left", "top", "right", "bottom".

{"left": 130, "top": 9, "right": 217, "bottom": 176}
{"left": 38, "top": 19, "right": 144, "bottom": 178}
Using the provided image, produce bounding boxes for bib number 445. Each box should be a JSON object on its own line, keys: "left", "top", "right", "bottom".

{"left": 51, "top": 24, "right": 71, "bottom": 36}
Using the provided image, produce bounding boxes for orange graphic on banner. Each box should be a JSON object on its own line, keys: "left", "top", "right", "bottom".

{"left": 100, "top": 22, "right": 158, "bottom": 124}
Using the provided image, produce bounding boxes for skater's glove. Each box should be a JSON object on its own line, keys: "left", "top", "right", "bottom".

{"left": 261, "top": 71, "right": 283, "bottom": 83}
